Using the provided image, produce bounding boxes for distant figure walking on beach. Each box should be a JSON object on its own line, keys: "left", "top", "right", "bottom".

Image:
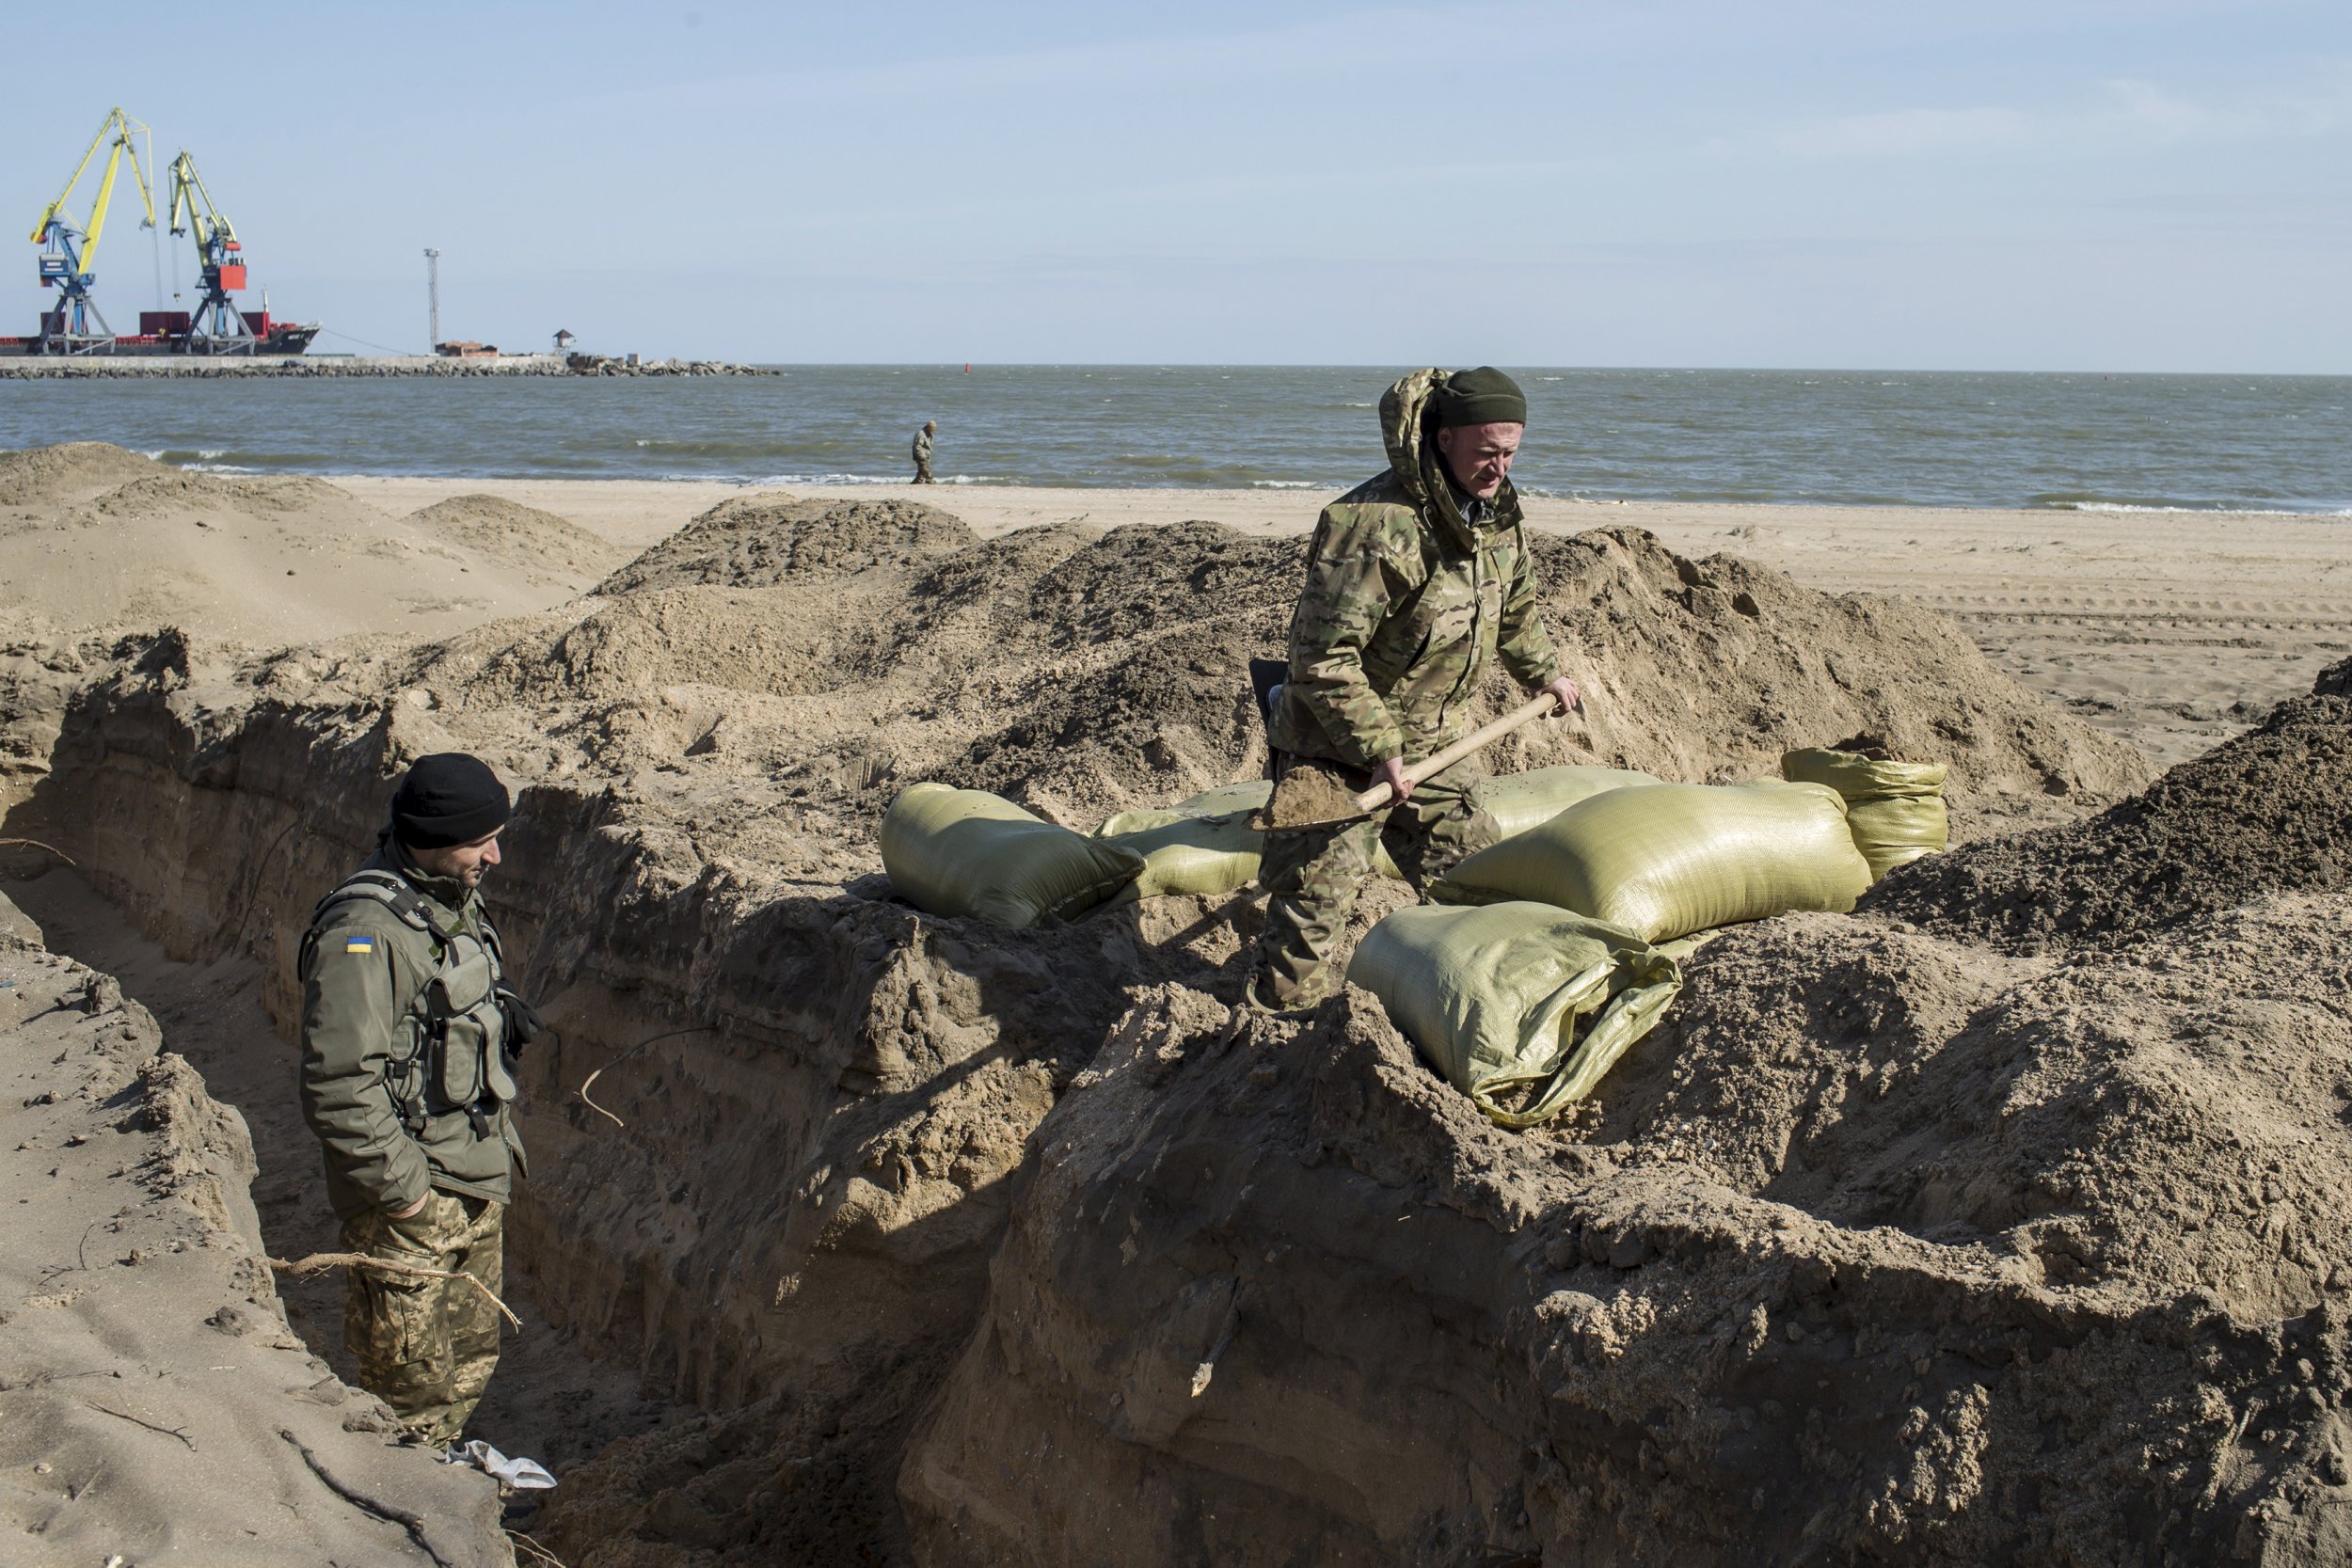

{"left": 913, "top": 420, "right": 937, "bottom": 484}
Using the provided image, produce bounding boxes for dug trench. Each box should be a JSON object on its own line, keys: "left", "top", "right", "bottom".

{"left": 6, "top": 488, "right": 2348, "bottom": 1563}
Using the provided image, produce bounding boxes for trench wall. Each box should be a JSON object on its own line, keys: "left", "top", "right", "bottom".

{"left": 2, "top": 653, "right": 1221, "bottom": 1557}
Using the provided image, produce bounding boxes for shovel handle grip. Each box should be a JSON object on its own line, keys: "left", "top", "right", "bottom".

{"left": 1348, "top": 691, "right": 1569, "bottom": 813}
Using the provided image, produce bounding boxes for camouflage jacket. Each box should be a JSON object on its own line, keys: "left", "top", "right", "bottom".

{"left": 1267, "top": 368, "right": 1565, "bottom": 768}
{"left": 914, "top": 430, "right": 933, "bottom": 462}
{"left": 297, "top": 841, "right": 523, "bottom": 1222}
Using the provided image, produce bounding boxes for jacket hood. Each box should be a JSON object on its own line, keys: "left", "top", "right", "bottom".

{"left": 1377, "top": 367, "right": 1524, "bottom": 555}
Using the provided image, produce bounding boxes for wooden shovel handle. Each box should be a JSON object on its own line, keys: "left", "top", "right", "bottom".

{"left": 1348, "top": 691, "right": 1568, "bottom": 813}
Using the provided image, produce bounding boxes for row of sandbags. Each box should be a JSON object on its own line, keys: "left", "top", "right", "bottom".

{"left": 1090, "top": 764, "right": 1664, "bottom": 901}
{"left": 1347, "top": 777, "right": 1867, "bottom": 1128}
{"left": 880, "top": 748, "right": 1946, "bottom": 945}
{"left": 1344, "top": 749, "right": 1947, "bottom": 1124}
{"left": 1344, "top": 749, "right": 1947, "bottom": 1123}
{"left": 878, "top": 746, "right": 1948, "bottom": 1126}
{"left": 881, "top": 763, "right": 1673, "bottom": 927}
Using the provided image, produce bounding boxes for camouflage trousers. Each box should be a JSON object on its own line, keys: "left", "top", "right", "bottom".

{"left": 1243, "top": 752, "right": 1497, "bottom": 1015}
{"left": 341, "top": 1192, "right": 504, "bottom": 1447}
{"left": 913, "top": 458, "right": 935, "bottom": 483}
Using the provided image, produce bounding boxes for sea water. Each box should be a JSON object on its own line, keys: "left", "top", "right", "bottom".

{"left": 0, "top": 365, "right": 2344, "bottom": 513}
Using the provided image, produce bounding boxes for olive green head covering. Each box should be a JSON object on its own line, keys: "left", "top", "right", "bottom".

{"left": 1435, "top": 366, "right": 1527, "bottom": 428}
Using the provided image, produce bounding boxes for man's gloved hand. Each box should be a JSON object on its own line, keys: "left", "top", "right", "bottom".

{"left": 496, "top": 982, "right": 549, "bottom": 1057}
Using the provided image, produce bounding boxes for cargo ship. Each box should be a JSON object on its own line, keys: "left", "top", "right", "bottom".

{"left": 13, "top": 108, "right": 318, "bottom": 357}
{"left": 0, "top": 308, "right": 320, "bottom": 357}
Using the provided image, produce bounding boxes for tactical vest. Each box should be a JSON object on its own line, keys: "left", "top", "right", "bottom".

{"left": 300, "top": 869, "right": 518, "bottom": 1136}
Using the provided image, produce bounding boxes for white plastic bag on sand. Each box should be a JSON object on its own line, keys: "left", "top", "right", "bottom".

{"left": 1348, "top": 900, "right": 1682, "bottom": 1127}
{"left": 446, "top": 1441, "right": 557, "bottom": 1489}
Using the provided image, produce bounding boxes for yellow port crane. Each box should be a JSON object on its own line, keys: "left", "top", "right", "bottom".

{"left": 167, "top": 150, "right": 261, "bottom": 353}
{"left": 27, "top": 106, "right": 157, "bottom": 354}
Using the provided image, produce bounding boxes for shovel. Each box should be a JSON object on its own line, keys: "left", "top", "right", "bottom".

{"left": 1259, "top": 690, "right": 1577, "bottom": 831}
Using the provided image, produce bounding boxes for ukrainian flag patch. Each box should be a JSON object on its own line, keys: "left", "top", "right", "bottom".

{"left": 342, "top": 936, "right": 375, "bottom": 955}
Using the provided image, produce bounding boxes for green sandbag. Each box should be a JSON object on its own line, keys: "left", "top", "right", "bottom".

{"left": 1094, "top": 779, "right": 1403, "bottom": 899}
{"left": 1347, "top": 901, "right": 1682, "bottom": 1128}
{"left": 1102, "top": 808, "right": 1264, "bottom": 898}
{"left": 1782, "top": 747, "right": 1950, "bottom": 879}
{"left": 1846, "top": 797, "right": 1949, "bottom": 879}
{"left": 1098, "top": 781, "right": 1270, "bottom": 837}
{"left": 881, "top": 783, "right": 1144, "bottom": 927}
{"left": 1475, "top": 764, "right": 1663, "bottom": 840}
{"left": 1779, "top": 748, "right": 1946, "bottom": 800}
{"left": 1432, "top": 780, "right": 1872, "bottom": 942}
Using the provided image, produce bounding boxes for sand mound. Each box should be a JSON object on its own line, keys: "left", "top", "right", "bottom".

{"left": 1624, "top": 901, "right": 2352, "bottom": 1314}
{"left": 0, "top": 440, "right": 163, "bottom": 507}
{"left": 409, "top": 493, "right": 628, "bottom": 579}
{"left": 403, "top": 519, "right": 2149, "bottom": 845}
{"left": 539, "top": 584, "right": 905, "bottom": 702}
{"left": 1867, "top": 657, "right": 2352, "bottom": 953}
{"left": 597, "top": 493, "right": 976, "bottom": 594}
{"left": 1534, "top": 531, "right": 2154, "bottom": 813}
{"left": 74, "top": 469, "right": 358, "bottom": 523}
{"left": 0, "top": 441, "right": 640, "bottom": 648}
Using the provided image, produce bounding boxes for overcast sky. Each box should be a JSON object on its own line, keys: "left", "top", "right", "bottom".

{"left": 4, "top": 1, "right": 2345, "bottom": 369}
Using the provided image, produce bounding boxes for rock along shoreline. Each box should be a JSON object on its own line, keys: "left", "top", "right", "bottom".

{"left": 0, "top": 352, "right": 778, "bottom": 380}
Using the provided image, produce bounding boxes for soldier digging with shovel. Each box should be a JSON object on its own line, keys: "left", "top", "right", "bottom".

{"left": 1240, "top": 367, "right": 1581, "bottom": 1016}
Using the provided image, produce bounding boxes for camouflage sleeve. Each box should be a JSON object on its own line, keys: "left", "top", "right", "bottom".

{"left": 298, "top": 916, "right": 432, "bottom": 1212}
{"left": 1288, "top": 510, "right": 1415, "bottom": 766}
{"left": 1496, "top": 525, "right": 1565, "bottom": 688}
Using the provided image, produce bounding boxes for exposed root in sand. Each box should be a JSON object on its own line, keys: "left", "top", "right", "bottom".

{"left": 576, "top": 1023, "right": 723, "bottom": 1129}
{"left": 82, "top": 1402, "right": 198, "bottom": 1451}
{"left": 508, "top": 1530, "right": 574, "bottom": 1567}
{"left": 280, "top": 1428, "right": 463, "bottom": 1568}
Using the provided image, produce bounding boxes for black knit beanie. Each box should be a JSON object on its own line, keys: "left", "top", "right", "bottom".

{"left": 1436, "top": 366, "right": 1527, "bottom": 428}
{"left": 391, "top": 752, "right": 511, "bottom": 849}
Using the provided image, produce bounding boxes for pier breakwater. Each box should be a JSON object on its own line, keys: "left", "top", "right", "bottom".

{"left": 0, "top": 353, "right": 776, "bottom": 380}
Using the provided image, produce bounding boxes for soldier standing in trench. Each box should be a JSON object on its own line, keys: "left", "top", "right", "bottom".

{"left": 1242, "top": 367, "right": 1581, "bottom": 1015}
{"left": 297, "top": 752, "right": 536, "bottom": 1447}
